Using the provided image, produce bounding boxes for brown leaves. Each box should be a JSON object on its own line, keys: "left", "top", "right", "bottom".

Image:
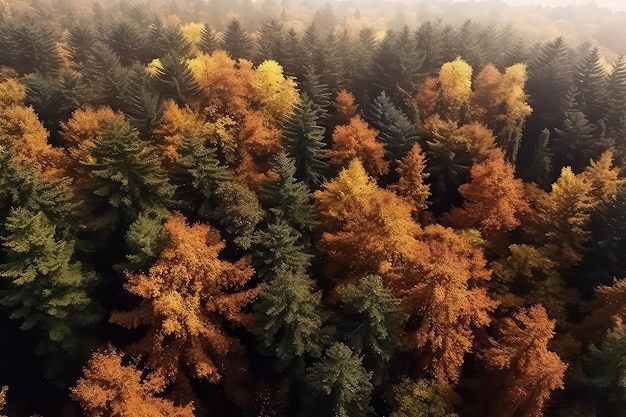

{"left": 329, "top": 116, "right": 388, "bottom": 177}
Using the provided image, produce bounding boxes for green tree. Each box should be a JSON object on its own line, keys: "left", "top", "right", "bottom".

{"left": 222, "top": 19, "right": 255, "bottom": 61}
{"left": 261, "top": 152, "right": 316, "bottom": 234}
{"left": 337, "top": 275, "right": 405, "bottom": 387}
{"left": 74, "top": 118, "right": 174, "bottom": 235}
{"left": 82, "top": 41, "right": 129, "bottom": 110}
{"left": 254, "top": 18, "right": 286, "bottom": 64}
{"left": 574, "top": 46, "right": 607, "bottom": 124}
{"left": 151, "top": 52, "right": 201, "bottom": 108}
{"left": 213, "top": 181, "right": 264, "bottom": 249}
{"left": 198, "top": 23, "right": 220, "bottom": 55}
{"left": 306, "top": 343, "right": 374, "bottom": 417}
{"left": 123, "top": 63, "right": 162, "bottom": 139}
{"left": 105, "top": 21, "right": 148, "bottom": 66}
{"left": 605, "top": 55, "right": 626, "bottom": 138}
{"left": 117, "top": 207, "right": 170, "bottom": 273}
{"left": 389, "top": 378, "right": 458, "bottom": 417}
{"left": 0, "top": 208, "right": 98, "bottom": 361}
{"left": 252, "top": 265, "right": 325, "bottom": 370}
{"left": 284, "top": 95, "right": 328, "bottom": 186}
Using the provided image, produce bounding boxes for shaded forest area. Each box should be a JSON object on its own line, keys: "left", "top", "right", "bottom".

{"left": 1, "top": 0, "right": 626, "bottom": 416}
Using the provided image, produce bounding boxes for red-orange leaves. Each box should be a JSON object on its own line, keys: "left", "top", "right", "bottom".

{"left": 111, "top": 214, "right": 259, "bottom": 402}
{"left": 480, "top": 305, "right": 567, "bottom": 417}
{"left": 329, "top": 116, "right": 388, "bottom": 177}
{"left": 71, "top": 347, "right": 195, "bottom": 417}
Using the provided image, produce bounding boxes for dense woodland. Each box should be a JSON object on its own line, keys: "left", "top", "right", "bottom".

{"left": 1, "top": 0, "right": 626, "bottom": 416}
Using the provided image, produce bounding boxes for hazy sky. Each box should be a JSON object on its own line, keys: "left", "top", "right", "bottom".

{"left": 491, "top": 0, "right": 624, "bottom": 11}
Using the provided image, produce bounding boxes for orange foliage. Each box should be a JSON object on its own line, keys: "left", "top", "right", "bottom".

{"left": 580, "top": 150, "right": 624, "bottom": 202}
{"left": 60, "top": 106, "right": 119, "bottom": 148}
{"left": 316, "top": 159, "right": 420, "bottom": 280}
{"left": 71, "top": 347, "right": 195, "bottom": 417}
{"left": 333, "top": 89, "right": 359, "bottom": 126}
{"left": 443, "top": 149, "right": 529, "bottom": 238}
{"left": 415, "top": 77, "right": 439, "bottom": 120}
{"left": 480, "top": 305, "right": 567, "bottom": 417}
{"left": 470, "top": 64, "right": 502, "bottom": 122}
{"left": 153, "top": 100, "right": 208, "bottom": 168}
{"left": 329, "top": 116, "right": 388, "bottom": 177}
{"left": 391, "top": 143, "right": 431, "bottom": 217}
{"left": 0, "top": 78, "right": 66, "bottom": 178}
{"left": 455, "top": 122, "right": 497, "bottom": 163}
{"left": 394, "top": 225, "right": 496, "bottom": 391}
{"left": 582, "top": 278, "right": 626, "bottom": 343}
{"left": 111, "top": 214, "right": 259, "bottom": 403}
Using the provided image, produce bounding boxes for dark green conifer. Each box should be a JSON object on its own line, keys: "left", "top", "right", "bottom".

{"left": 198, "top": 23, "right": 220, "bottom": 55}
{"left": 67, "top": 25, "right": 97, "bottom": 67}
{"left": 151, "top": 51, "right": 201, "bottom": 107}
{"left": 254, "top": 18, "right": 286, "bottom": 65}
{"left": 283, "top": 94, "right": 329, "bottom": 186}
{"left": 574, "top": 46, "right": 607, "bottom": 124}
{"left": 106, "top": 21, "right": 148, "bottom": 66}
{"left": 306, "top": 343, "right": 374, "bottom": 417}
{"left": 123, "top": 63, "right": 162, "bottom": 139}
{"left": 222, "top": 19, "right": 255, "bottom": 61}
{"left": 605, "top": 55, "right": 626, "bottom": 138}
{"left": 82, "top": 41, "right": 129, "bottom": 110}
{"left": 213, "top": 181, "right": 264, "bottom": 249}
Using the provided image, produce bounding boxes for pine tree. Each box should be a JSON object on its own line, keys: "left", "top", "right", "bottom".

{"left": 337, "top": 275, "right": 405, "bottom": 387}
{"left": 222, "top": 19, "right": 255, "bottom": 61}
{"left": 574, "top": 46, "right": 607, "bottom": 124}
{"left": 105, "top": 21, "right": 148, "bottom": 66}
{"left": 254, "top": 18, "right": 286, "bottom": 64}
{"left": 605, "top": 55, "right": 626, "bottom": 138}
{"left": 123, "top": 63, "right": 162, "bottom": 139}
{"left": 151, "top": 51, "right": 201, "bottom": 107}
{"left": 82, "top": 41, "right": 129, "bottom": 110}
{"left": 306, "top": 343, "right": 374, "bottom": 417}
{"left": 284, "top": 95, "right": 328, "bottom": 186}
{"left": 261, "top": 152, "right": 316, "bottom": 234}
{"left": 74, "top": 118, "right": 174, "bottom": 234}
{"left": 300, "top": 65, "right": 332, "bottom": 121}
{"left": 67, "top": 25, "right": 97, "bottom": 68}
{"left": 0, "top": 208, "right": 98, "bottom": 360}
{"left": 369, "top": 91, "right": 420, "bottom": 162}
{"left": 416, "top": 21, "right": 445, "bottom": 75}
{"left": 526, "top": 128, "right": 553, "bottom": 189}
{"left": 117, "top": 207, "right": 170, "bottom": 273}
{"left": 252, "top": 265, "right": 324, "bottom": 370}
{"left": 198, "top": 23, "right": 220, "bottom": 55}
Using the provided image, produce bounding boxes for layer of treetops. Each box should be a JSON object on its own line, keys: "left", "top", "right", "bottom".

{"left": 0, "top": 0, "right": 626, "bottom": 416}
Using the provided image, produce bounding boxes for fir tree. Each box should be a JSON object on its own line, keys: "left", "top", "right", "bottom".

{"left": 254, "top": 18, "right": 286, "bottom": 64}
{"left": 300, "top": 65, "right": 332, "bottom": 121}
{"left": 284, "top": 95, "right": 328, "bottom": 186}
{"left": 198, "top": 23, "right": 220, "bottom": 55}
{"left": 67, "top": 25, "right": 97, "bottom": 68}
{"left": 0, "top": 208, "right": 98, "bottom": 362}
{"left": 82, "top": 41, "right": 129, "bottom": 110}
{"left": 574, "top": 46, "right": 607, "bottom": 124}
{"left": 105, "top": 21, "right": 148, "bottom": 66}
{"left": 151, "top": 51, "right": 201, "bottom": 107}
{"left": 306, "top": 343, "right": 374, "bottom": 417}
{"left": 605, "top": 55, "right": 626, "bottom": 138}
{"left": 222, "top": 19, "right": 255, "bottom": 61}
{"left": 123, "top": 63, "right": 162, "bottom": 139}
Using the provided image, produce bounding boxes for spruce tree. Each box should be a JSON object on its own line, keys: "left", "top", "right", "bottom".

{"left": 261, "top": 152, "right": 316, "bottom": 234}
{"left": 76, "top": 118, "right": 174, "bottom": 235}
{"left": 198, "top": 23, "right": 220, "bottom": 55}
{"left": 300, "top": 65, "right": 332, "bottom": 121}
{"left": 284, "top": 94, "right": 329, "bottom": 186}
{"left": 254, "top": 18, "right": 286, "bottom": 64}
{"left": 574, "top": 46, "right": 607, "bottom": 124}
{"left": 222, "top": 19, "right": 255, "bottom": 61}
{"left": 369, "top": 91, "right": 420, "bottom": 163}
{"left": 252, "top": 265, "right": 324, "bottom": 371}
{"left": 337, "top": 275, "right": 405, "bottom": 387}
{"left": 0, "top": 208, "right": 98, "bottom": 361}
{"left": 123, "top": 63, "right": 162, "bottom": 139}
{"left": 306, "top": 343, "right": 374, "bottom": 417}
{"left": 151, "top": 51, "right": 201, "bottom": 107}
{"left": 526, "top": 128, "right": 553, "bottom": 190}
{"left": 605, "top": 55, "right": 626, "bottom": 138}
{"left": 82, "top": 41, "right": 129, "bottom": 110}
{"left": 106, "top": 21, "right": 148, "bottom": 66}
{"left": 67, "top": 25, "right": 97, "bottom": 68}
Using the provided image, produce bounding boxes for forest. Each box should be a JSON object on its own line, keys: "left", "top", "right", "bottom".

{"left": 0, "top": 0, "right": 626, "bottom": 416}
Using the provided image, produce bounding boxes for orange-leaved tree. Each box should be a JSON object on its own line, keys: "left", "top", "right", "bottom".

{"left": 71, "top": 347, "right": 195, "bottom": 417}
{"left": 329, "top": 115, "right": 388, "bottom": 177}
{"left": 111, "top": 214, "right": 260, "bottom": 403}
{"left": 390, "top": 143, "right": 431, "bottom": 219}
{"left": 480, "top": 305, "right": 567, "bottom": 417}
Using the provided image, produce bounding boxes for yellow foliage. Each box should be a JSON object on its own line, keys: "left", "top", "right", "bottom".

{"left": 0, "top": 78, "right": 25, "bottom": 107}
{"left": 60, "top": 106, "right": 119, "bottom": 148}
{"left": 438, "top": 57, "right": 473, "bottom": 117}
{"left": 251, "top": 60, "right": 299, "bottom": 125}
{"left": 180, "top": 22, "right": 204, "bottom": 55}
{"left": 0, "top": 386, "right": 6, "bottom": 417}
{"left": 580, "top": 150, "right": 624, "bottom": 202}
{"left": 147, "top": 58, "right": 164, "bottom": 77}
{"left": 497, "top": 63, "right": 533, "bottom": 127}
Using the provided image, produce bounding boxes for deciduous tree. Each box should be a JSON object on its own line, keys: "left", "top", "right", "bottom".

{"left": 329, "top": 116, "right": 388, "bottom": 177}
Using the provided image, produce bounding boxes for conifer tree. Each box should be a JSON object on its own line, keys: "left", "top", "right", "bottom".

{"left": 337, "top": 275, "right": 405, "bottom": 387}
{"left": 369, "top": 91, "right": 420, "bottom": 162}
{"left": 213, "top": 181, "right": 264, "bottom": 250}
{"left": 0, "top": 208, "right": 98, "bottom": 360}
{"left": 82, "top": 42, "right": 129, "bottom": 110}
{"left": 261, "top": 152, "right": 316, "bottom": 234}
{"left": 198, "top": 23, "right": 220, "bottom": 55}
{"left": 390, "top": 378, "right": 458, "bottom": 417}
{"left": 252, "top": 265, "right": 325, "bottom": 370}
{"left": 151, "top": 51, "right": 201, "bottom": 107}
{"left": 284, "top": 95, "right": 328, "bottom": 186}
{"left": 118, "top": 207, "right": 170, "bottom": 273}
{"left": 222, "top": 19, "right": 255, "bottom": 61}
{"left": 605, "top": 55, "right": 626, "bottom": 138}
{"left": 123, "top": 63, "right": 161, "bottom": 139}
{"left": 300, "top": 65, "right": 332, "bottom": 121}
{"left": 306, "top": 343, "right": 374, "bottom": 417}
{"left": 254, "top": 18, "right": 286, "bottom": 64}
{"left": 526, "top": 128, "right": 553, "bottom": 189}
{"left": 67, "top": 25, "right": 97, "bottom": 68}
{"left": 106, "top": 21, "right": 148, "bottom": 66}
{"left": 74, "top": 118, "right": 174, "bottom": 234}
{"left": 574, "top": 46, "right": 607, "bottom": 124}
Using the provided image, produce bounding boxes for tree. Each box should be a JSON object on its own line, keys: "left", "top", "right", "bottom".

{"left": 394, "top": 224, "right": 497, "bottom": 391}
{"left": 391, "top": 144, "right": 431, "bottom": 218}
{"left": 574, "top": 46, "right": 607, "bottom": 124}
{"left": 261, "top": 152, "right": 316, "bottom": 234}
{"left": 105, "top": 21, "right": 147, "bottom": 66}
{"left": 222, "top": 19, "right": 255, "bottom": 61}
{"left": 198, "top": 23, "right": 220, "bottom": 55}
{"left": 480, "top": 305, "right": 567, "bottom": 417}
{"left": 389, "top": 378, "right": 458, "bottom": 417}
{"left": 329, "top": 116, "right": 388, "bottom": 177}
{"left": 250, "top": 60, "right": 299, "bottom": 126}
{"left": 252, "top": 265, "right": 325, "bottom": 370}
{"left": 118, "top": 207, "right": 170, "bottom": 273}
{"left": 332, "top": 89, "right": 359, "bottom": 127}
{"left": 82, "top": 42, "right": 129, "bottom": 110}
{"left": 437, "top": 57, "right": 473, "bottom": 122}
{"left": 151, "top": 51, "right": 201, "bottom": 107}
{"left": 582, "top": 279, "right": 626, "bottom": 343}
{"left": 605, "top": 55, "right": 626, "bottom": 138}
{"left": 73, "top": 117, "right": 174, "bottom": 235}
{"left": 111, "top": 214, "right": 259, "bottom": 402}
{"left": 369, "top": 91, "right": 420, "bottom": 162}
{"left": 0, "top": 386, "right": 5, "bottom": 417}
{"left": 254, "top": 18, "right": 286, "bottom": 64}
{"left": 337, "top": 275, "right": 405, "bottom": 387}
{"left": 283, "top": 95, "right": 328, "bottom": 186}
{"left": 213, "top": 181, "right": 264, "bottom": 250}
{"left": 305, "top": 343, "right": 374, "bottom": 417}
{"left": 579, "top": 150, "right": 624, "bottom": 203}
{"left": 443, "top": 149, "right": 529, "bottom": 240}
{"left": 0, "top": 208, "right": 98, "bottom": 360}
{"left": 71, "top": 347, "right": 195, "bottom": 417}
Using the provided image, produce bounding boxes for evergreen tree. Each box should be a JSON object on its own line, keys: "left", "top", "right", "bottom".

{"left": 254, "top": 18, "right": 286, "bottom": 64}
{"left": 369, "top": 91, "right": 420, "bottom": 163}
{"left": 213, "top": 181, "right": 264, "bottom": 250}
{"left": 583, "top": 326, "right": 626, "bottom": 416}
{"left": 300, "top": 65, "right": 332, "bottom": 121}
{"left": 284, "top": 95, "right": 328, "bottom": 186}
{"left": 261, "top": 152, "right": 316, "bottom": 234}
{"left": 105, "top": 21, "right": 148, "bottom": 66}
{"left": 456, "top": 19, "right": 486, "bottom": 71}
{"left": 252, "top": 265, "right": 325, "bottom": 371}
{"left": 67, "top": 25, "right": 97, "bottom": 68}
{"left": 306, "top": 343, "right": 374, "bottom": 417}
{"left": 416, "top": 21, "right": 445, "bottom": 75}
{"left": 222, "top": 19, "right": 255, "bottom": 61}
{"left": 0, "top": 24, "right": 63, "bottom": 75}
{"left": 82, "top": 41, "right": 129, "bottom": 110}
{"left": 605, "top": 55, "right": 626, "bottom": 138}
{"left": 281, "top": 28, "right": 304, "bottom": 78}
{"left": 123, "top": 63, "right": 162, "bottom": 139}
{"left": 198, "top": 23, "right": 220, "bottom": 55}
{"left": 337, "top": 275, "right": 405, "bottom": 387}
{"left": 526, "top": 128, "right": 553, "bottom": 189}
{"left": 117, "top": 207, "right": 170, "bottom": 273}
{"left": 574, "top": 46, "right": 607, "bottom": 124}
{"left": 253, "top": 218, "right": 312, "bottom": 282}
{"left": 389, "top": 378, "right": 458, "bottom": 417}
{"left": 75, "top": 118, "right": 174, "bottom": 235}
{"left": 151, "top": 51, "right": 201, "bottom": 107}
{"left": 0, "top": 208, "right": 98, "bottom": 362}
